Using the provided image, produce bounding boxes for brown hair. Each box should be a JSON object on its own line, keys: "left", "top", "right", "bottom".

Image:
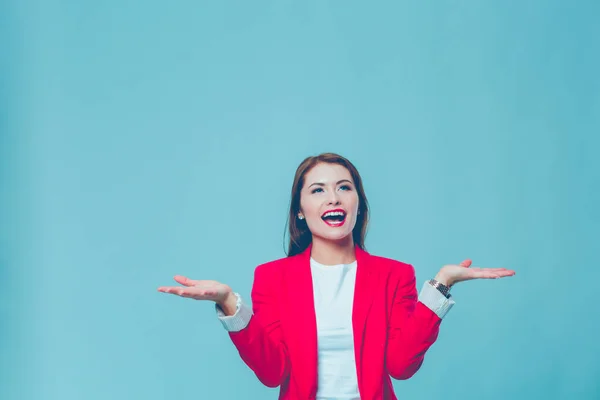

{"left": 284, "top": 153, "right": 370, "bottom": 256}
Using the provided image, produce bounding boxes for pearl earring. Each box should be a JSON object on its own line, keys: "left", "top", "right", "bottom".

{"left": 298, "top": 214, "right": 304, "bottom": 220}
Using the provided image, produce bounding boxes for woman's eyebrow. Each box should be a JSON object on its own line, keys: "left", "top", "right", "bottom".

{"left": 308, "top": 179, "right": 353, "bottom": 188}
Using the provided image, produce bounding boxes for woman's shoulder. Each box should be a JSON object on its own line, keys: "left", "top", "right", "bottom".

{"left": 364, "top": 251, "right": 416, "bottom": 277}
{"left": 253, "top": 252, "right": 300, "bottom": 274}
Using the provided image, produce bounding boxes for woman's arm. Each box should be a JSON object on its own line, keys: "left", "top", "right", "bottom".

{"left": 385, "top": 264, "right": 449, "bottom": 380}
{"left": 158, "top": 265, "right": 290, "bottom": 388}
{"left": 225, "top": 264, "right": 291, "bottom": 388}
{"left": 386, "top": 258, "right": 515, "bottom": 380}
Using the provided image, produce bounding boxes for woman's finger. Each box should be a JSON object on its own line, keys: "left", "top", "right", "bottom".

{"left": 469, "top": 271, "right": 499, "bottom": 279}
{"left": 157, "top": 286, "right": 182, "bottom": 294}
{"left": 158, "top": 286, "right": 190, "bottom": 295}
{"left": 473, "top": 267, "right": 516, "bottom": 275}
{"left": 179, "top": 289, "right": 196, "bottom": 298}
{"left": 468, "top": 267, "right": 515, "bottom": 274}
{"left": 173, "top": 275, "right": 201, "bottom": 287}
{"left": 469, "top": 269, "right": 514, "bottom": 279}
{"left": 460, "top": 259, "right": 472, "bottom": 268}
{"left": 158, "top": 286, "right": 217, "bottom": 300}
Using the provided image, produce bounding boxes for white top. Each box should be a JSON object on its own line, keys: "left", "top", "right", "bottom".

{"left": 310, "top": 257, "right": 360, "bottom": 399}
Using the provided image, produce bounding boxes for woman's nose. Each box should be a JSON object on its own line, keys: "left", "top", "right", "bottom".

{"left": 327, "top": 193, "right": 341, "bottom": 205}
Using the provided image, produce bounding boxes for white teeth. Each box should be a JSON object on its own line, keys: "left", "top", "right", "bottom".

{"left": 322, "top": 211, "right": 345, "bottom": 218}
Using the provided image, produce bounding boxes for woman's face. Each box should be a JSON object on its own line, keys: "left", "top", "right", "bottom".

{"left": 298, "top": 162, "right": 360, "bottom": 243}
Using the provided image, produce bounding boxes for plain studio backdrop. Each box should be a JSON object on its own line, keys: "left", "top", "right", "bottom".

{"left": 1, "top": 1, "right": 598, "bottom": 399}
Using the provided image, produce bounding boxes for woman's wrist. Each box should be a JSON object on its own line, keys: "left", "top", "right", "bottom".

{"left": 434, "top": 271, "right": 453, "bottom": 287}
{"left": 217, "top": 292, "right": 238, "bottom": 316}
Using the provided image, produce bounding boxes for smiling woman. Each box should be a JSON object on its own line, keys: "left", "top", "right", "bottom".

{"left": 157, "top": 152, "right": 516, "bottom": 400}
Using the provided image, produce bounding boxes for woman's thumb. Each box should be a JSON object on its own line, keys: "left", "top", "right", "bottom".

{"left": 174, "top": 275, "right": 198, "bottom": 286}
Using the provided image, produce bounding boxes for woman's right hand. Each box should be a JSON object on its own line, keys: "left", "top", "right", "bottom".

{"left": 158, "top": 276, "right": 237, "bottom": 315}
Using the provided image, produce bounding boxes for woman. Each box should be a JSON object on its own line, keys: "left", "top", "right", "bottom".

{"left": 158, "top": 153, "right": 515, "bottom": 400}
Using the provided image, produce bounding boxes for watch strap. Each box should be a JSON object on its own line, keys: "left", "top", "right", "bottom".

{"left": 428, "top": 278, "right": 452, "bottom": 299}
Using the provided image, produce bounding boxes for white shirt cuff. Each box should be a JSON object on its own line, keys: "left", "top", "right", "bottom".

{"left": 215, "top": 293, "right": 253, "bottom": 332}
{"left": 418, "top": 281, "right": 455, "bottom": 319}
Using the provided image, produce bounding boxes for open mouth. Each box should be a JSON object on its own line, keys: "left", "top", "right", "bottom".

{"left": 321, "top": 209, "right": 347, "bottom": 227}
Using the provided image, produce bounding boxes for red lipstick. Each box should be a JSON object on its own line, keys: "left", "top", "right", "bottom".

{"left": 321, "top": 208, "right": 347, "bottom": 227}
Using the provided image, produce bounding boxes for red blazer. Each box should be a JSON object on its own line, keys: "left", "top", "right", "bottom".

{"left": 229, "top": 244, "right": 443, "bottom": 400}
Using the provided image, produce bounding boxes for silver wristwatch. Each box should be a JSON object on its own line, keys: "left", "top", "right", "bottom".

{"left": 428, "top": 279, "right": 452, "bottom": 299}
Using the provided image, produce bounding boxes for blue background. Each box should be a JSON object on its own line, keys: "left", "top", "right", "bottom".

{"left": 2, "top": 1, "right": 599, "bottom": 399}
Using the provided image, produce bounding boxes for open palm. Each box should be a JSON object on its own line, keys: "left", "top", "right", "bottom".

{"left": 439, "top": 259, "right": 516, "bottom": 287}
{"left": 157, "top": 275, "right": 232, "bottom": 303}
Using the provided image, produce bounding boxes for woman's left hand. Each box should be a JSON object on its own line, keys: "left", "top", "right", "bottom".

{"left": 435, "top": 259, "right": 516, "bottom": 287}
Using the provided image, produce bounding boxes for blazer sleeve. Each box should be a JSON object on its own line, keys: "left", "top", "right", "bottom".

{"left": 386, "top": 263, "right": 443, "bottom": 380}
{"left": 228, "top": 264, "right": 291, "bottom": 388}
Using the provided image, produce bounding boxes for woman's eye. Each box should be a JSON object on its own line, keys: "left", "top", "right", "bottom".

{"left": 312, "top": 185, "right": 351, "bottom": 194}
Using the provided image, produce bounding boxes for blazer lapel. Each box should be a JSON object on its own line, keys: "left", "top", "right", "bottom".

{"left": 285, "top": 244, "right": 318, "bottom": 398}
{"left": 352, "top": 245, "right": 378, "bottom": 394}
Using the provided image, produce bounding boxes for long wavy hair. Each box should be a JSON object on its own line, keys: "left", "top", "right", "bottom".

{"left": 284, "top": 153, "right": 370, "bottom": 257}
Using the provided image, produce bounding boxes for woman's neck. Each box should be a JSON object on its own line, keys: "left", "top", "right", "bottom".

{"left": 310, "top": 235, "right": 356, "bottom": 266}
